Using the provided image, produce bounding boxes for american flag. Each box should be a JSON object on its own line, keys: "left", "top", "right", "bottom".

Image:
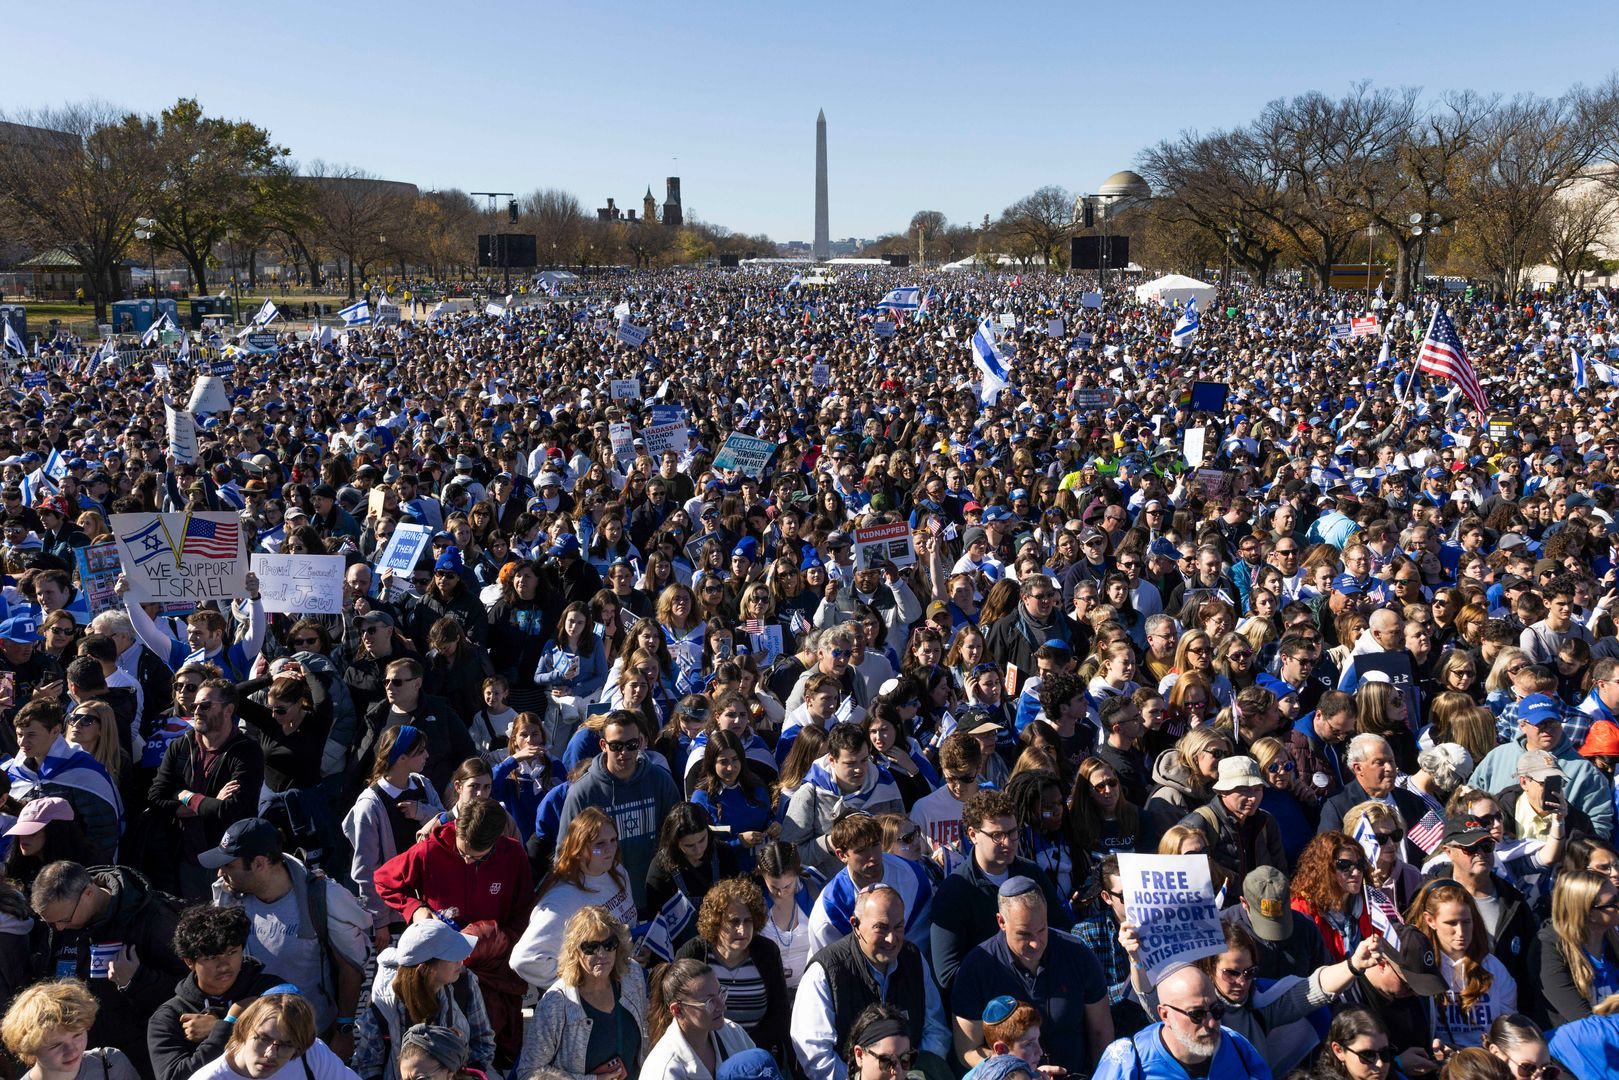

{"left": 743, "top": 618, "right": 765, "bottom": 636}
{"left": 1416, "top": 307, "right": 1488, "bottom": 416}
{"left": 182, "top": 516, "right": 241, "bottom": 559}
{"left": 1407, "top": 809, "right": 1445, "bottom": 855}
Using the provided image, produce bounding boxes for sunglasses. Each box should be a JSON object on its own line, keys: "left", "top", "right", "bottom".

{"left": 897, "top": 828, "right": 921, "bottom": 845}
{"left": 1266, "top": 761, "right": 1296, "bottom": 774}
{"left": 1333, "top": 858, "right": 1370, "bottom": 874}
{"left": 1342, "top": 1045, "right": 1399, "bottom": 1067}
{"left": 605, "top": 739, "right": 642, "bottom": 753}
{"left": 1163, "top": 1002, "right": 1226, "bottom": 1025}
{"left": 579, "top": 937, "right": 618, "bottom": 956}
{"left": 1455, "top": 839, "right": 1498, "bottom": 856}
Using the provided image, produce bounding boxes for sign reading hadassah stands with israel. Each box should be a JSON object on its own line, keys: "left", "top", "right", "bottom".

{"left": 111, "top": 511, "right": 247, "bottom": 603}
{"left": 1115, "top": 853, "right": 1227, "bottom": 981}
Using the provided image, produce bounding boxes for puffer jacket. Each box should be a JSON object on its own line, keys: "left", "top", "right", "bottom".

{"left": 1142, "top": 748, "right": 1205, "bottom": 849}
{"left": 513, "top": 962, "right": 652, "bottom": 1080}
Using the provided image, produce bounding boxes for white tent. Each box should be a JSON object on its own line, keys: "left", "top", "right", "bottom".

{"left": 1133, "top": 273, "right": 1216, "bottom": 308}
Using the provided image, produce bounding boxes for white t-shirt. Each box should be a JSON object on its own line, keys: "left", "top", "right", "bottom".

{"left": 186, "top": 1039, "right": 358, "bottom": 1080}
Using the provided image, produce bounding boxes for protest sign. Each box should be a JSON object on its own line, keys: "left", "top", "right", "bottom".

{"left": 1188, "top": 381, "right": 1229, "bottom": 413}
{"left": 1046, "top": 318, "right": 1064, "bottom": 339}
{"left": 1116, "top": 854, "right": 1226, "bottom": 981}
{"left": 377, "top": 522, "right": 433, "bottom": 578}
{"left": 1074, "top": 331, "right": 1096, "bottom": 348}
{"left": 111, "top": 512, "right": 246, "bottom": 603}
{"left": 21, "top": 372, "right": 46, "bottom": 389}
{"left": 811, "top": 362, "right": 829, "bottom": 387}
{"left": 165, "top": 403, "right": 197, "bottom": 465}
{"left": 1081, "top": 291, "right": 1103, "bottom": 309}
{"left": 643, "top": 420, "right": 688, "bottom": 456}
{"left": 854, "top": 522, "right": 915, "bottom": 570}
{"left": 609, "top": 422, "right": 636, "bottom": 467}
{"left": 712, "top": 433, "right": 776, "bottom": 478}
{"left": 374, "top": 303, "right": 401, "bottom": 327}
{"left": 743, "top": 620, "right": 785, "bottom": 667}
{"left": 244, "top": 332, "right": 280, "bottom": 354}
{"left": 1073, "top": 386, "right": 1114, "bottom": 411}
{"left": 367, "top": 488, "right": 389, "bottom": 520}
{"left": 1192, "top": 468, "right": 1233, "bottom": 500}
{"left": 873, "top": 320, "right": 896, "bottom": 338}
{"left": 1183, "top": 426, "right": 1206, "bottom": 468}
{"left": 251, "top": 553, "right": 345, "bottom": 614}
{"left": 74, "top": 541, "right": 123, "bottom": 615}
{"left": 1488, "top": 417, "right": 1514, "bottom": 441}
{"left": 610, "top": 378, "right": 642, "bottom": 400}
{"left": 1349, "top": 316, "right": 1379, "bottom": 338}
{"left": 617, "top": 322, "right": 650, "bottom": 348}
{"left": 210, "top": 360, "right": 236, "bottom": 376}
{"left": 188, "top": 375, "right": 230, "bottom": 415}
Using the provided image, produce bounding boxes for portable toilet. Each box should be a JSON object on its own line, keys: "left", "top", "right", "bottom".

{"left": 190, "top": 296, "right": 235, "bottom": 329}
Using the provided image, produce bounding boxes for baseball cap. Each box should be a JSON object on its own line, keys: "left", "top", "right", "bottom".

{"left": 3, "top": 797, "right": 74, "bottom": 837}
{"left": 1390, "top": 929, "right": 1447, "bottom": 996}
{"left": 1242, "top": 866, "right": 1294, "bottom": 941}
{"left": 1441, "top": 813, "right": 1494, "bottom": 849}
{"left": 1516, "top": 748, "right": 1563, "bottom": 780}
{"left": 389, "top": 919, "right": 475, "bottom": 966}
{"left": 716, "top": 1049, "right": 787, "bottom": 1080}
{"left": 198, "top": 817, "right": 283, "bottom": 869}
{"left": 354, "top": 610, "right": 395, "bottom": 629}
{"left": 547, "top": 534, "right": 581, "bottom": 558}
{"left": 1331, "top": 574, "right": 1365, "bottom": 596}
{"left": 0, "top": 613, "right": 41, "bottom": 643}
{"left": 1517, "top": 694, "right": 1564, "bottom": 728}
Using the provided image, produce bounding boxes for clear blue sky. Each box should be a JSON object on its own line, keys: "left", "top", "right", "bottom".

{"left": 4, "top": 0, "right": 1617, "bottom": 244}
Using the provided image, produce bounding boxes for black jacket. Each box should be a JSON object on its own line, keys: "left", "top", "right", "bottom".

{"left": 354, "top": 694, "right": 474, "bottom": 795}
{"left": 984, "top": 609, "right": 1089, "bottom": 687}
{"left": 1320, "top": 779, "right": 1432, "bottom": 865}
{"left": 149, "top": 728, "right": 266, "bottom": 861}
{"left": 675, "top": 934, "right": 791, "bottom": 1061}
{"left": 40, "top": 866, "right": 188, "bottom": 1078}
{"left": 148, "top": 956, "right": 284, "bottom": 1080}
{"left": 930, "top": 854, "right": 1067, "bottom": 1000}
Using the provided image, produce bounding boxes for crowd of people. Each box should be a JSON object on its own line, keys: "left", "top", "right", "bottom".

{"left": 2, "top": 263, "right": 1619, "bottom": 1080}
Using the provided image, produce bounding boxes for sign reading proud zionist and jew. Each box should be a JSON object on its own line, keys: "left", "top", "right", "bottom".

{"left": 111, "top": 512, "right": 246, "bottom": 603}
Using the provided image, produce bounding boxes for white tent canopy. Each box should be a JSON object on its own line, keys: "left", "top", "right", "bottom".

{"left": 1134, "top": 273, "right": 1216, "bottom": 308}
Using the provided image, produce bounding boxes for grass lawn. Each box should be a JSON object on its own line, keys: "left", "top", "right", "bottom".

{"left": 5, "top": 293, "right": 359, "bottom": 336}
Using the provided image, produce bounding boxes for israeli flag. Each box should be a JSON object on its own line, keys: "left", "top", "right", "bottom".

{"left": 43, "top": 448, "right": 67, "bottom": 488}
{"left": 971, "top": 316, "right": 1013, "bottom": 405}
{"left": 2, "top": 320, "right": 25, "bottom": 357}
{"left": 310, "top": 324, "right": 335, "bottom": 350}
{"left": 140, "top": 312, "right": 171, "bottom": 348}
{"left": 1171, "top": 298, "right": 1199, "bottom": 348}
{"left": 785, "top": 271, "right": 803, "bottom": 290}
{"left": 427, "top": 301, "right": 446, "bottom": 321}
{"left": 338, "top": 300, "right": 372, "bottom": 326}
{"left": 1598, "top": 289, "right": 1612, "bottom": 310}
{"left": 876, "top": 287, "right": 922, "bottom": 312}
{"left": 251, "top": 298, "right": 280, "bottom": 326}
{"left": 175, "top": 329, "right": 191, "bottom": 366}
{"left": 1574, "top": 348, "right": 1589, "bottom": 392}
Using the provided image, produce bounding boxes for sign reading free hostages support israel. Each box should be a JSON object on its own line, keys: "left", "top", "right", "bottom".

{"left": 1115, "top": 854, "right": 1226, "bottom": 981}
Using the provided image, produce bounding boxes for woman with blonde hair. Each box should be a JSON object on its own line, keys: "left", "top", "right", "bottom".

{"left": 1, "top": 979, "right": 138, "bottom": 1080}
{"left": 1404, "top": 878, "right": 1517, "bottom": 1047}
{"left": 193, "top": 992, "right": 357, "bottom": 1080}
{"left": 1355, "top": 680, "right": 1418, "bottom": 774}
{"left": 1142, "top": 726, "right": 1232, "bottom": 847}
{"left": 1342, "top": 800, "right": 1423, "bottom": 910}
{"left": 514, "top": 906, "right": 650, "bottom": 1080}
{"left": 1157, "top": 629, "right": 1232, "bottom": 707}
{"left": 1484, "top": 648, "right": 1532, "bottom": 717}
{"left": 1525, "top": 868, "right": 1619, "bottom": 1028}
{"left": 1250, "top": 735, "right": 1313, "bottom": 864}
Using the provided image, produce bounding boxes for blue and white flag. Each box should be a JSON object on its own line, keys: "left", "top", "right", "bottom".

{"left": 251, "top": 298, "right": 280, "bottom": 326}
{"left": 1574, "top": 348, "right": 1590, "bottom": 392}
{"left": 140, "top": 312, "right": 172, "bottom": 348}
{"left": 174, "top": 329, "right": 190, "bottom": 366}
{"left": 2, "top": 320, "right": 26, "bottom": 357}
{"left": 338, "top": 300, "right": 372, "bottom": 327}
{"left": 971, "top": 316, "right": 1013, "bottom": 405}
{"left": 1171, "top": 298, "right": 1199, "bottom": 348}
{"left": 42, "top": 449, "right": 67, "bottom": 490}
{"left": 1598, "top": 289, "right": 1612, "bottom": 311}
{"left": 1352, "top": 813, "right": 1381, "bottom": 866}
{"left": 876, "top": 287, "right": 922, "bottom": 312}
{"left": 785, "top": 271, "right": 803, "bottom": 290}
{"left": 310, "top": 324, "right": 334, "bottom": 350}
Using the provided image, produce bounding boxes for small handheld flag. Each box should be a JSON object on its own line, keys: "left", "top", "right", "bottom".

{"left": 1171, "top": 299, "right": 1199, "bottom": 348}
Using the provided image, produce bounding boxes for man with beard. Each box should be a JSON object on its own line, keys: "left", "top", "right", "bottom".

{"left": 1091, "top": 965, "right": 1271, "bottom": 1079}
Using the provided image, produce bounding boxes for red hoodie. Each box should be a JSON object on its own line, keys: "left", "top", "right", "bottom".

{"left": 374, "top": 820, "right": 534, "bottom": 946}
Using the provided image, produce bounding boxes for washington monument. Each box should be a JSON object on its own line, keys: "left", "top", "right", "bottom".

{"left": 813, "top": 109, "right": 829, "bottom": 260}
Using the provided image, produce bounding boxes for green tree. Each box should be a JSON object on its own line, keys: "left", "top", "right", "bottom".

{"left": 147, "top": 98, "right": 288, "bottom": 292}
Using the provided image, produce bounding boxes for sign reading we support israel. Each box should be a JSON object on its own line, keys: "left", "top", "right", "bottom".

{"left": 617, "top": 322, "right": 650, "bottom": 348}
{"left": 111, "top": 512, "right": 247, "bottom": 603}
{"left": 1116, "top": 854, "right": 1226, "bottom": 981}
{"left": 712, "top": 433, "right": 776, "bottom": 479}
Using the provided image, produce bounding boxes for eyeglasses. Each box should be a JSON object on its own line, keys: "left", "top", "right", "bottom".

{"left": 1186, "top": 646, "right": 1210, "bottom": 655}
{"left": 1092, "top": 778, "right": 1120, "bottom": 791}
{"left": 1218, "top": 965, "right": 1259, "bottom": 981}
{"left": 383, "top": 676, "right": 418, "bottom": 686}
{"left": 291, "top": 636, "right": 321, "bottom": 648}
{"left": 897, "top": 828, "right": 921, "bottom": 845}
{"left": 579, "top": 937, "right": 618, "bottom": 956}
{"left": 1342, "top": 1045, "right": 1399, "bottom": 1067}
{"left": 1333, "top": 858, "right": 1370, "bottom": 874}
{"left": 1472, "top": 813, "right": 1502, "bottom": 828}
{"left": 1162, "top": 1002, "right": 1226, "bottom": 1025}
{"left": 1266, "top": 761, "right": 1296, "bottom": 774}
{"left": 677, "top": 989, "right": 727, "bottom": 1012}
{"left": 1454, "top": 839, "right": 1498, "bottom": 857}
{"left": 248, "top": 1035, "right": 300, "bottom": 1059}
{"left": 975, "top": 826, "right": 1018, "bottom": 843}
{"left": 945, "top": 771, "right": 977, "bottom": 784}
{"left": 605, "top": 739, "right": 642, "bottom": 753}
{"left": 66, "top": 712, "right": 100, "bottom": 727}
{"left": 1275, "top": 547, "right": 1299, "bottom": 556}
{"left": 1373, "top": 830, "right": 1404, "bottom": 846}
{"left": 1500, "top": 1062, "right": 1561, "bottom": 1080}
{"left": 828, "top": 649, "right": 851, "bottom": 659}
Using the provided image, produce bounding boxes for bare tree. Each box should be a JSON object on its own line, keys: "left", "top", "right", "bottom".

{"left": 523, "top": 188, "right": 586, "bottom": 270}
{"left": 1453, "top": 91, "right": 1605, "bottom": 294}
{"left": 996, "top": 186, "right": 1073, "bottom": 268}
{"left": 909, "top": 210, "right": 946, "bottom": 263}
{"left": 1138, "top": 131, "right": 1286, "bottom": 284}
{"left": 0, "top": 103, "right": 160, "bottom": 322}
{"left": 304, "top": 162, "right": 416, "bottom": 298}
{"left": 1545, "top": 186, "right": 1619, "bottom": 285}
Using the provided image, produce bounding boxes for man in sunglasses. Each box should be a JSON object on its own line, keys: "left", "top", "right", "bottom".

{"left": 1092, "top": 964, "right": 1271, "bottom": 1080}
{"left": 1426, "top": 812, "right": 1536, "bottom": 982}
